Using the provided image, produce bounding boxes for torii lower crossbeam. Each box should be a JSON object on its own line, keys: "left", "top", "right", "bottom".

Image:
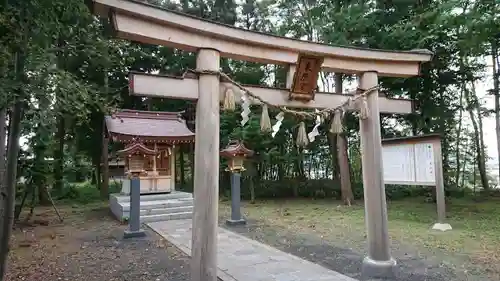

{"left": 129, "top": 72, "right": 415, "bottom": 114}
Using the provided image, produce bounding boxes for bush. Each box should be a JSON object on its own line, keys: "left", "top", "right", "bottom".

{"left": 229, "top": 178, "right": 445, "bottom": 201}
{"left": 51, "top": 181, "right": 101, "bottom": 204}
{"left": 52, "top": 181, "right": 121, "bottom": 204}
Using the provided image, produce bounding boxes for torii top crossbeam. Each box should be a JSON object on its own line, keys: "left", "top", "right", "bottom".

{"left": 89, "top": 0, "right": 432, "bottom": 77}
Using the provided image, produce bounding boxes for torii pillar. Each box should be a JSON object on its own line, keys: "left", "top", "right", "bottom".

{"left": 359, "top": 71, "right": 396, "bottom": 277}
{"left": 191, "top": 48, "right": 220, "bottom": 281}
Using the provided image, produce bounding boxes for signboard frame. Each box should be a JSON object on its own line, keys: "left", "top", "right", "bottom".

{"left": 381, "top": 134, "right": 451, "bottom": 231}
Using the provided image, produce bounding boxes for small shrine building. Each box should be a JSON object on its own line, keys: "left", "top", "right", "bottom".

{"left": 105, "top": 109, "right": 195, "bottom": 195}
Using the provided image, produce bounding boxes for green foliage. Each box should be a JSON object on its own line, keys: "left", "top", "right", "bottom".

{"left": 2, "top": 0, "right": 499, "bottom": 207}
{"left": 52, "top": 181, "right": 121, "bottom": 204}
{"left": 227, "top": 178, "right": 446, "bottom": 201}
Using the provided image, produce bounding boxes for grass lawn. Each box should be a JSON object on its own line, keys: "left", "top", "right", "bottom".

{"left": 220, "top": 197, "right": 500, "bottom": 276}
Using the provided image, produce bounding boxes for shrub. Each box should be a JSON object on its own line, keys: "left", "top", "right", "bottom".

{"left": 52, "top": 181, "right": 121, "bottom": 204}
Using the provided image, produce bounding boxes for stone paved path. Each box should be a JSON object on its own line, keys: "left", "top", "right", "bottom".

{"left": 148, "top": 219, "right": 357, "bottom": 281}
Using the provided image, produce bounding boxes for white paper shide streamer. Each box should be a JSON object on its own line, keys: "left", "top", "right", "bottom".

{"left": 240, "top": 92, "right": 251, "bottom": 126}
{"left": 271, "top": 112, "right": 285, "bottom": 138}
{"left": 307, "top": 110, "right": 321, "bottom": 143}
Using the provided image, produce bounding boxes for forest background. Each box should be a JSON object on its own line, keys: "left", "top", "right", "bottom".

{"left": 0, "top": 0, "right": 499, "bottom": 207}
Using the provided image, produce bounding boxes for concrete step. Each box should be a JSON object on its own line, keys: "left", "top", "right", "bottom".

{"left": 113, "top": 191, "right": 193, "bottom": 203}
{"left": 120, "top": 198, "right": 194, "bottom": 211}
{"left": 141, "top": 212, "right": 193, "bottom": 223}
{"left": 139, "top": 206, "right": 193, "bottom": 216}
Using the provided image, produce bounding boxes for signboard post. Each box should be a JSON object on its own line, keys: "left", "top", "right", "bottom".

{"left": 382, "top": 134, "right": 452, "bottom": 231}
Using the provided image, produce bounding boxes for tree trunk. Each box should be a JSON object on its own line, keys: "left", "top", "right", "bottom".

{"left": 476, "top": 88, "right": 488, "bottom": 190}
{"left": 35, "top": 92, "right": 51, "bottom": 205}
{"left": 0, "top": 109, "right": 7, "bottom": 231}
{"left": 335, "top": 74, "right": 354, "bottom": 205}
{"left": 465, "top": 85, "right": 489, "bottom": 190}
{"left": 101, "top": 126, "right": 109, "bottom": 198}
{"left": 455, "top": 86, "right": 464, "bottom": 188}
{"left": 0, "top": 109, "right": 6, "bottom": 183}
{"left": 100, "top": 62, "right": 109, "bottom": 198}
{"left": 249, "top": 176, "right": 255, "bottom": 204}
{"left": 0, "top": 50, "right": 25, "bottom": 280}
{"left": 492, "top": 40, "right": 500, "bottom": 182}
{"left": 461, "top": 138, "right": 469, "bottom": 188}
{"left": 53, "top": 115, "right": 65, "bottom": 192}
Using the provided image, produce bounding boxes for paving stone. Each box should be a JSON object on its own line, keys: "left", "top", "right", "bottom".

{"left": 148, "top": 219, "right": 358, "bottom": 281}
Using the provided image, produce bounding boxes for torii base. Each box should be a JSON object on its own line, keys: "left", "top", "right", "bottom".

{"left": 226, "top": 219, "right": 246, "bottom": 226}
{"left": 124, "top": 229, "right": 146, "bottom": 239}
{"left": 361, "top": 256, "right": 397, "bottom": 279}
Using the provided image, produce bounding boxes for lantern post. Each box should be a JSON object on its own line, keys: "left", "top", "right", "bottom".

{"left": 220, "top": 140, "right": 254, "bottom": 226}
{"left": 118, "top": 141, "right": 158, "bottom": 238}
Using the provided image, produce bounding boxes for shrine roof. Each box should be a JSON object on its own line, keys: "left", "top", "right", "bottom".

{"left": 105, "top": 109, "right": 195, "bottom": 143}
{"left": 118, "top": 141, "right": 158, "bottom": 156}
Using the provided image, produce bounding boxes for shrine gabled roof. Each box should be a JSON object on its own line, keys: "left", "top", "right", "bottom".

{"left": 105, "top": 109, "right": 195, "bottom": 143}
{"left": 118, "top": 142, "right": 158, "bottom": 156}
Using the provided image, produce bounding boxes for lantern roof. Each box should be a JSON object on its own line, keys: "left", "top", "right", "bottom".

{"left": 220, "top": 140, "right": 254, "bottom": 158}
{"left": 105, "top": 109, "right": 195, "bottom": 144}
{"left": 117, "top": 141, "right": 159, "bottom": 156}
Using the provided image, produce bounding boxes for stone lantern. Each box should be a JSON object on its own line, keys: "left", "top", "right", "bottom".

{"left": 220, "top": 140, "right": 254, "bottom": 172}
{"left": 220, "top": 140, "right": 254, "bottom": 225}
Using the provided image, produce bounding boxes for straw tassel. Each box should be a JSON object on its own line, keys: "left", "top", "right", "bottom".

{"left": 330, "top": 110, "right": 343, "bottom": 134}
{"left": 223, "top": 88, "right": 236, "bottom": 111}
{"left": 296, "top": 121, "right": 309, "bottom": 147}
{"left": 260, "top": 105, "right": 272, "bottom": 132}
{"left": 359, "top": 96, "right": 369, "bottom": 120}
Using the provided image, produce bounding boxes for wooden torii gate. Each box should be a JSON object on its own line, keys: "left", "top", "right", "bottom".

{"left": 89, "top": 0, "right": 433, "bottom": 279}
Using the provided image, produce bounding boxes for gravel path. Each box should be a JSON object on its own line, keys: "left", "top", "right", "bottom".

{"left": 221, "top": 218, "right": 491, "bottom": 281}
{"left": 6, "top": 206, "right": 191, "bottom": 281}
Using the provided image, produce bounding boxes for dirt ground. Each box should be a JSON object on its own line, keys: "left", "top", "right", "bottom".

{"left": 5, "top": 203, "right": 191, "bottom": 281}
{"left": 6, "top": 198, "right": 498, "bottom": 281}
{"left": 219, "top": 198, "right": 498, "bottom": 281}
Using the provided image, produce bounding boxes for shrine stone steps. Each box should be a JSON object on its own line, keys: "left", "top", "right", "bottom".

{"left": 141, "top": 211, "right": 193, "bottom": 223}
{"left": 120, "top": 198, "right": 194, "bottom": 211}
{"left": 140, "top": 206, "right": 193, "bottom": 216}
{"left": 109, "top": 191, "right": 194, "bottom": 223}
{"left": 113, "top": 191, "right": 193, "bottom": 203}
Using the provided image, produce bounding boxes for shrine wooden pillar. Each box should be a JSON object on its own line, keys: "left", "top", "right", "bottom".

{"left": 358, "top": 71, "right": 395, "bottom": 278}
{"left": 191, "top": 48, "right": 220, "bottom": 281}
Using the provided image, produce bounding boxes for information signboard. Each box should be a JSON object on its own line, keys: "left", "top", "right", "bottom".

{"left": 382, "top": 142, "right": 435, "bottom": 185}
